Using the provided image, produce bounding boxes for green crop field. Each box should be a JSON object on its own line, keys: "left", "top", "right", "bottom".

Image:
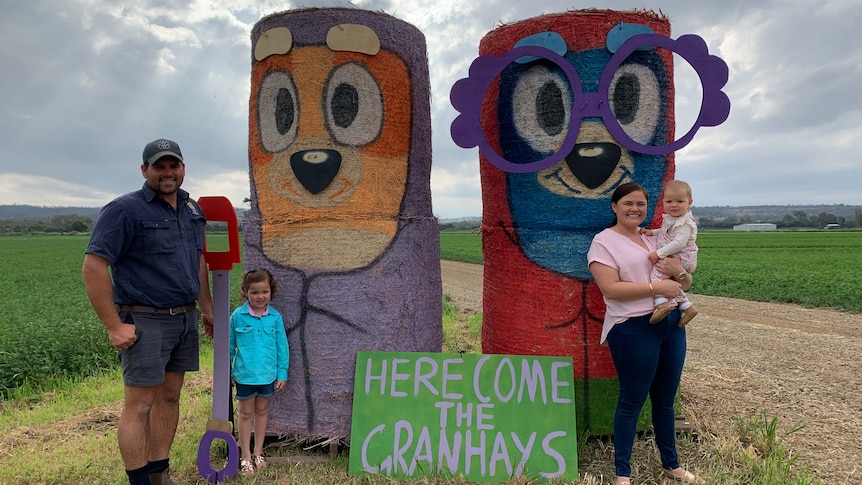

{"left": 0, "top": 236, "right": 115, "bottom": 398}
{"left": 0, "top": 234, "right": 243, "bottom": 399}
{"left": 695, "top": 231, "right": 861, "bottom": 309}
{"left": 439, "top": 232, "right": 483, "bottom": 263}
{"left": 441, "top": 230, "right": 862, "bottom": 312}
{"left": 1, "top": 231, "right": 860, "bottom": 399}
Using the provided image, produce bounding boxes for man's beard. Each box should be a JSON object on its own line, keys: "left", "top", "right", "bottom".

{"left": 151, "top": 178, "right": 180, "bottom": 195}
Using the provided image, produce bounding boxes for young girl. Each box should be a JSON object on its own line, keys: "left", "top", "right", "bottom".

{"left": 644, "top": 180, "right": 699, "bottom": 326}
{"left": 229, "top": 269, "right": 289, "bottom": 476}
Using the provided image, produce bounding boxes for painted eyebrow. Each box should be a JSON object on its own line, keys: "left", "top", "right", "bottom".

{"left": 253, "top": 23, "right": 381, "bottom": 61}
{"left": 326, "top": 24, "right": 380, "bottom": 55}
{"left": 254, "top": 26, "right": 293, "bottom": 61}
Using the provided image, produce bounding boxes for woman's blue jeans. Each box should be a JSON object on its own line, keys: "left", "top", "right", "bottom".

{"left": 606, "top": 309, "right": 686, "bottom": 477}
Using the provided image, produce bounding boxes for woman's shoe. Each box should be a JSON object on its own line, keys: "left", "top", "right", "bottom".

{"left": 240, "top": 459, "right": 256, "bottom": 476}
{"left": 662, "top": 467, "right": 700, "bottom": 483}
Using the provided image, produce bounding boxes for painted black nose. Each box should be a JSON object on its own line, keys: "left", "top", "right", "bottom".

{"left": 565, "top": 143, "right": 621, "bottom": 189}
{"left": 290, "top": 149, "right": 342, "bottom": 194}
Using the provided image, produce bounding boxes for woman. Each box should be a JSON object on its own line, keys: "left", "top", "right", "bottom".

{"left": 587, "top": 182, "right": 699, "bottom": 485}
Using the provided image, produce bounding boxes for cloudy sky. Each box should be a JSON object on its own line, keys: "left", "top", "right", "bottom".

{"left": 1, "top": 0, "right": 859, "bottom": 219}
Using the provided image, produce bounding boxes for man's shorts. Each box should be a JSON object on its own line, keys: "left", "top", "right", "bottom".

{"left": 118, "top": 309, "right": 200, "bottom": 387}
{"left": 235, "top": 382, "right": 276, "bottom": 401}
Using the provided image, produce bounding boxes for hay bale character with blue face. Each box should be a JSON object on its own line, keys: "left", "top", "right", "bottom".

{"left": 246, "top": 8, "right": 441, "bottom": 439}
{"left": 450, "top": 9, "right": 729, "bottom": 434}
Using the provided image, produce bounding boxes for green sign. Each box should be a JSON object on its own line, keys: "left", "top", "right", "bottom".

{"left": 348, "top": 351, "right": 578, "bottom": 482}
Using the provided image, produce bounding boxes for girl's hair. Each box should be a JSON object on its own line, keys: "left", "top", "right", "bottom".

{"left": 608, "top": 182, "right": 649, "bottom": 227}
{"left": 663, "top": 179, "right": 693, "bottom": 199}
{"left": 239, "top": 268, "right": 277, "bottom": 301}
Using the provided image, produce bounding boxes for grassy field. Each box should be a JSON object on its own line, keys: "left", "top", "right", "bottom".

{"left": 0, "top": 231, "right": 851, "bottom": 483}
{"left": 0, "top": 236, "right": 115, "bottom": 398}
{"left": 2, "top": 231, "right": 860, "bottom": 398}
{"left": 0, "top": 294, "right": 816, "bottom": 484}
{"left": 441, "top": 230, "right": 862, "bottom": 313}
{"left": 0, "top": 235, "right": 246, "bottom": 399}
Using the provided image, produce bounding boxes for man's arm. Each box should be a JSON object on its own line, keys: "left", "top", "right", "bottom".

{"left": 82, "top": 253, "right": 137, "bottom": 350}
{"left": 198, "top": 254, "right": 215, "bottom": 338}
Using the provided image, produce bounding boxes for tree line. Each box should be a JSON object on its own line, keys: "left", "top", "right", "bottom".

{"left": 0, "top": 214, "right": 92, "bottom": 234}
{"left": 440, "top": 209, "right": 862, "bottom": 232}
{"left": 3, "top": 208, "right": 861, "bottom": 235}
{"left": 697, "top": 209, "right": 862, "bottom": 230}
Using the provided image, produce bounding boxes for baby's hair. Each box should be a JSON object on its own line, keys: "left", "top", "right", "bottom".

{"left": 239, "top": 268, "right": 277, "bottom": 301}
{"left": 663, "top": 179, "right": 692, "bottom": 199}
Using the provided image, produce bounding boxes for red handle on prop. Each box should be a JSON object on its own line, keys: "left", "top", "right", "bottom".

{"left": 197, "top": 196, "right": 241, "bottom": 271}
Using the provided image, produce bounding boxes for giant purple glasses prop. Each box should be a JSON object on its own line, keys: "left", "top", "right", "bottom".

{"left": 450, "top": 33, "right": 731, "bottom": 173}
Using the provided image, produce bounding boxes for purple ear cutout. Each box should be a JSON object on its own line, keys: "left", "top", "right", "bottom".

{"left": 450, "top": 32, "right": 731, "bottom": 172}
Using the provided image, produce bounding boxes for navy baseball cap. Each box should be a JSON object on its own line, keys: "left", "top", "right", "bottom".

{"left": 142, "top": 138, "right": 184, "bottom": 165}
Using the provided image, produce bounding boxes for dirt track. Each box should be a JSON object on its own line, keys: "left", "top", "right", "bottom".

{"left": 440, "top": 260, "right": 862, "bottom": 484}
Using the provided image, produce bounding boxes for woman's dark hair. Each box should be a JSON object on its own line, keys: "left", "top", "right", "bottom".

{"left": 240, "top": 268, "right": 277, "bottom": 300}
{"left": 609, "top": 182, "right": 650, "bottom": 226}
{"left": 611, "top": 182, "right": 649, "bottom": 204}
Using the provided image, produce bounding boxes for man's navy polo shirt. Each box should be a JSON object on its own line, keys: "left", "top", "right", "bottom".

{"left": 86, "top": 183, "right": 206, "bottom": 308}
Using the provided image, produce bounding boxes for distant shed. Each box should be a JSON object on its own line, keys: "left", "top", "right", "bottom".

{"left": 733, "top": 223, "right": 777, "bottom": 231}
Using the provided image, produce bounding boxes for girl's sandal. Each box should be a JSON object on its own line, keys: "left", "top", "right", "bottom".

{"left": 240, "top": 459, "right": 256, "bottom": 476}
{"left": 253, "top": 454, "right": 267, "bottom": 470}
{"left": 662, "top": 467, "right": 700, "bottom": 483}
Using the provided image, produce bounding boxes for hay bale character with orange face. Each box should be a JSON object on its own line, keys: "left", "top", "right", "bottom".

{"left": 450, "top": 9, "right": 729, "bottom": 434}
{"left": 245, "top": 8, "right": 441, "bottom": 438}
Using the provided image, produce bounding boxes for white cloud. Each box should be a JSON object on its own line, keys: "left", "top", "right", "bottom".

{"left": 0, "top": 173, "right": 120, "bottom": 207}
{"left": 1, "top": 0, "right": 861, "bottom": 219}
{"left": 184, "top": 169, "right": 252, "bottom": 210}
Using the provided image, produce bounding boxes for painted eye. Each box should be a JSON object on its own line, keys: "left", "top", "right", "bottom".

{"left": 608, "top": 62, "right": 661, "bottom": 145}
{"left": 324, "top": 63, "right": 383, "bottom": 146}
{"left": 258, "top": 70, "right": 299, "bottom": 153}
{"left": 511, "top": 65, "right": 573, "bottom": 155}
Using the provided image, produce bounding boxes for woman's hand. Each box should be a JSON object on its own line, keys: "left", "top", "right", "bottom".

{"left": 656, "top": 255, "right": 691, "bottom": 290}
{"left": 653, "top": 279, "right": 682, "bottom": 298}
{"left": 656, "top": 254, "right": 684, "bottom": 276}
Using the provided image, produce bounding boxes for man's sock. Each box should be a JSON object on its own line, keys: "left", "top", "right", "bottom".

{"left": 148, "top": 459, "right": 169, "bottom": 475}
{"left": 147, "top": 459, "right": 169, "bottom": 485}
{"left": 126, "top": 464, "right": 150, "bottom": 485}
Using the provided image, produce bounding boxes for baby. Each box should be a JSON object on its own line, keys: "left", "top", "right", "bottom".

{"left": 644, "top": 180, "right": 699, "bottom": 326}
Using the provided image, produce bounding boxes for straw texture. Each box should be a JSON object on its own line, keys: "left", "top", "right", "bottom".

{"left": 245, "top": 7, "right": 440, "bottom": 439}
{"left": 477, "top": 9, "right": 674, "bottom": 435}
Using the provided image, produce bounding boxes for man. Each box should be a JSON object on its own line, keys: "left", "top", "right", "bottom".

{"left": 82, "top": 138, "right": 214, "bottom": 485}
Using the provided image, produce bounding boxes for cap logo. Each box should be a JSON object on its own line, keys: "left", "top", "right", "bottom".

{"left": 157, "top": 140, "right": 172, "bottom": 150}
